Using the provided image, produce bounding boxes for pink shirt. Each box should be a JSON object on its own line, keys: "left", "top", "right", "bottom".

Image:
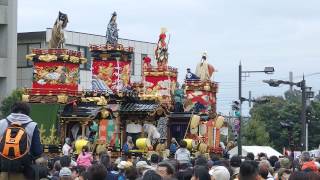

{"left": 76, "top": 152, "right": 93, "bottom": 168}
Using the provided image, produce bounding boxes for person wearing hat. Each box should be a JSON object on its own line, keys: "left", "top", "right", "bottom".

{"left": 209, "top": 165, "right": 230, "bottom": 180}
{"left": 136, "top": 161, "right": 152, "bottom": 177}
{"left": 59, "top": 167, "right": 72, "bottom": 180}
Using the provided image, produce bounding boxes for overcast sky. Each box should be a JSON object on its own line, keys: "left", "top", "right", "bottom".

{"left": 18, "top": 0, "right": 320, "bottom": 115}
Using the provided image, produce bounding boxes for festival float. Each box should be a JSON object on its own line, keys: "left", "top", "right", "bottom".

{"left": 21, "top": 11, "right": 226, "bottom": 158}
{"left": 168, "top": 52, "right": 224, "bottom": 157}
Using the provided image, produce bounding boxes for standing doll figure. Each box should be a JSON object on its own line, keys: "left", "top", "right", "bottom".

{"left": 155, "top": 28, "right": 169, "bottom": 69}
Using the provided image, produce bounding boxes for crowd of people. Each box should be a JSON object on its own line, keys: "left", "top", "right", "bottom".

{"left": 1, "top": 102, "right": 320, "bottom": 180}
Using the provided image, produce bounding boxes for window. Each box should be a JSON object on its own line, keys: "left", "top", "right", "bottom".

{"left": 0, "top": 24, "right": 8, "bottom": 58}
{"left": 131, "top": 53, "right": 136, "bottom": 75}
{"left": 17, "top": 43, "right": 41, "bottom": 67}
{"left": 79, "top": 46, "right": 91, "bottom": 70}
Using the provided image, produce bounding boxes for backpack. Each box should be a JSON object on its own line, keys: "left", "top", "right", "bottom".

{"left": 0, "top": 121, "right": 31, "bottom": 172}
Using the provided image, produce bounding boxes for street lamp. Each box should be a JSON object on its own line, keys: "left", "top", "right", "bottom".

{"left": 238, "top": 63, "right": 274, "bottom": 156}
{"left": 263, "top": 76, "right": 314, "bottom": 151}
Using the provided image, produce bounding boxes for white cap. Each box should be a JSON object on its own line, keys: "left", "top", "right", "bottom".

{"left": 209, "top": 166, "right": 230, "bottom": 180}
{"left": 136, "top": 161, "right": 152, "bottom": 169}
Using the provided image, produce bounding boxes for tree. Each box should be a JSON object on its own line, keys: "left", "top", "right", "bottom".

{"left": 242, "top": 117, "right": 271, "bottom": 146}
{"left": 245, "top": 90, "right": 309, "bottom": 151}
{"left": 0, "top": 89, "right": 23, "bottom": 118}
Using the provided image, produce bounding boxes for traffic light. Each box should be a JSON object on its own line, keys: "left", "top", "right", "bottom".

{"left": 232, "top": 101, "right": 240, "bottom": 117}
{"left": 232, "top": 101, "right": 240, "bottom": 111}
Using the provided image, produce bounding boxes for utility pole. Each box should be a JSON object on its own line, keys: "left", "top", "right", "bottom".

{"left": 238, "top": 63, "right": 242, "bottom": 156}
{"left": 301, "top": 76, "right": 307, "bottom": 151}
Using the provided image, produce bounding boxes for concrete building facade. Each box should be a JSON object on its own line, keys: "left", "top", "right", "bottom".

{"left": 0, "top": 0, "right": 17, "bottom": 102}
{"left": 17, "top": 29, "right": 157, "bottom": 90}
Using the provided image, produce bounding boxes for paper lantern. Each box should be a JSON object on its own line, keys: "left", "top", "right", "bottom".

{"left": 136, "top": 138, "right": 151, "bottom": 150}
{"left": 75, "top": 139, "right": 89, "bottom": 155}
{"left": 190, "top": 115, "right": 200, "bottom": 129}
{"left": 183, "top": 139, "right": 193, "bottom": 150}
{"left": 199, "top": 123, "right": 207, "bottom": 136}
{"left": 215, "top": 116, "right": 224, "bottom": 128}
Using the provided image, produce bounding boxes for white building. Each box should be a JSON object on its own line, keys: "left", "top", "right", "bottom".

{"left": 17, "top": 29, "right": 157, "bottom": 90}
{"left": 0, "top": 0, "right": 17, "bottom": 102}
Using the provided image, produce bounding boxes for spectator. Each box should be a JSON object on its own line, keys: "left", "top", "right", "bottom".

{"left": 150, "top": 154, "right": 160, "bottom": 170}
{"left": 246, "top": 152, "right": 255, "bottom": 161}
{"left": 77, "top": 145, "right": 93, "bottom": 168}
{"left": 176, "top": 163, "right": 192, "bottom": 180}
{"left": 87, "top": 164, "right": 107, "bottom": 180}
{"left": 71, "top": 166, "right": 86, "bottom": 180}
{"left": 157, "top": 162, "right": 176, "bottom": 180}
{"left": 239, "top": 161, "right": 259, "bottom": 180}
{"left": 51, "top": 160, "right": 61, "bottom": 180}
{"left": 125, "top": 166, "right": 138, "bottom": 180}
{"left": 300, "top": 151, "right": 317, "bottom": 172}
{"left": 60, "top": 155, "right": 71, "bottom": 168}
{"left": 59, "top": 167, "right": 72, "bottom": 180}
{"left": 175, "top": 140, "right": 191, "bottom": 165}
{"left": 136, "top": 161, "right": 152, "bottom": 177}
{"left": 195, "top": 156, "right": 208, "bottom": 167}
{"left": 0, "top": 102, "right": 43, "bottom": 179}
{"left": 230, "top": 155, "right": 241, "bottom": 179}
{"left": 143, "top": 170, "right": 162, "bottom": 180}
{"left": 268, "top": 156, "right": 279, "bottom": 168}
{"left": 209, "top": 165, "right": 230, "bottom": 180}
{"left": 192, "top": 165, "right": 211, "bottom": 180}
{"left": 259, "top": 160, "right": 274, "bottom": 179}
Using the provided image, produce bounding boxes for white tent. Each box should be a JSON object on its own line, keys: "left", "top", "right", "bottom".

{"left": 229, "top": 146, "right": 282, "bottom": 158}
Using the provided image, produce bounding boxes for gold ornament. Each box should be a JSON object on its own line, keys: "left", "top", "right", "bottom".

{"left": 57, "top": 94, "right": 68, "bottom": 103}
{"left": 22, "top": 94, "right": 29, "bottom": 102}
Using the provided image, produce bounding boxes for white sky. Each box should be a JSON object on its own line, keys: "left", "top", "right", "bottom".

{"left": 18, "top": 0, "right": 320, "bottom": 115}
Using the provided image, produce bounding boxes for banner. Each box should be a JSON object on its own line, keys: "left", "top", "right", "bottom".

{"left": 144, "top": 75, "right": 177, "bottom": 101}
{"left": 186, "top": 90, "right": 216, "bottom": 111}
{"left": 32, "top": 61, "right": 79, "bottom": 91}
{"left": 92, "top": 60, "right": 131, "bottom": 92}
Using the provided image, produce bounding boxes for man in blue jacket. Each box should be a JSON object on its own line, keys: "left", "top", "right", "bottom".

{"left": 0, "top": 102, "right": 43, "bottom": 180}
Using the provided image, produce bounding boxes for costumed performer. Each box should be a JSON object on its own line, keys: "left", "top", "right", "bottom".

{"left": 123, "top": 136, "right": 134, "bottom": 154}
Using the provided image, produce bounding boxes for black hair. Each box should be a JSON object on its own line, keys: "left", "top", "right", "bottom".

{"left": 125, "top": 166, "right": 138, "bottom": 180}
{"left": 99, "top": 152, "right": 111, "bottom": 170}
{"left": 230, "top": 155, "right": 242, "bottom": 168}
{"left": 180, "top": 140, "right": 187, "bottom": 149}
{"left": 268, "top": 155, "right": 279, "bottom": 167}
{"left": 11, "top": 102, "right": 30, "bottom": 115}
{"left": 82, "top": 145, "right": 89, "bottom": 156}
{"left": 158, "top": 162, "right": 175, "bottom": 175}
{"left": 60, "top": 155, "right": 71, "bottom": 168}
{"left": 195, "top": 156, "right": 208, "bottom": 167}
{"left": 246, "top": 152, "right": 255, "bottom": 161}
{"left": 87, "top": 163, "right": 107, "bottom": 180}
{"left": 142, "top": 170, "right": 162, "bottom": 180}
{"left": 192, "top": 165, "right": 211, "bottom": 180}
{"left": 150, "top": 154, "right": 159, "bottom": 164}
{"left": 239, "top": 161, "right": 259, "bottom": 180}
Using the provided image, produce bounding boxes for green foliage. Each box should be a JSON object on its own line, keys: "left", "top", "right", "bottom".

{"left": 243, "top": 117, "right": 271, "bottom": 146}
{"left": 0, "top": 89, "right": 23, "bottom": 118}
{"left": 244, "top": 90, "right": 320, "bottom": 151}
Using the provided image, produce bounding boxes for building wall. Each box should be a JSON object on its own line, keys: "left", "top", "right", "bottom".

{"left": 0, "top": 0, "right": 17, "bottom": 102}
{"left": 17, "top": 30, "right": 157, "bottom": 90}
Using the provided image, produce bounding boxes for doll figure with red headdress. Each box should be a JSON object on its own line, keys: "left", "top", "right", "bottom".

{"left": 143, "top": 55, "right": 152, "bottom": 70}
{"left": 155, "top": 28, "right": 169, "bottom": 69}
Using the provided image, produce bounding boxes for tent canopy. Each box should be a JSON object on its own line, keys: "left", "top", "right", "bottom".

{"left": 229, "top": 146, "right": 282, "bottom": 158}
